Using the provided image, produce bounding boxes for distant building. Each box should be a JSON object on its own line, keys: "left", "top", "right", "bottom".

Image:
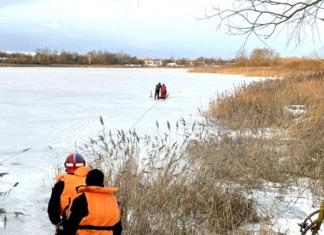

{"left": 144, "top": 59, "right": 163, "bottom": 67}
{"left": 125, "top": 64, "right": 142, "bottom": 67}
{"left": 166, "top": 62, "right": 177, "bottom": 67}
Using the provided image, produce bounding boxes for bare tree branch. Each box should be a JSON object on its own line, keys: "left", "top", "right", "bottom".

{"left": 202, "top": 0, "right": 324, "bottom": 46}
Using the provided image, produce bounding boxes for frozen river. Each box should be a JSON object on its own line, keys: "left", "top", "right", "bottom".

{"left": 0, "top": 67, "right": 259, "bottom": 234}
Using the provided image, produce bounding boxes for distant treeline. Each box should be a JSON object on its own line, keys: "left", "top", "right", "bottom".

{"left": 0, "top": 49, "right": 142, "bottom": 65}
{"left": 0, "top": 49, "right": 226, "bottom": 66}
{"left": 235, "top": 48, "right": 324, "bottom": 69}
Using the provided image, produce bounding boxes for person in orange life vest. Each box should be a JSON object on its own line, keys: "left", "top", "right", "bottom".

{"left": 64, "top": 169, "right": 122, "bottom": 235}
{"left": 160, "top": 84, "right": 167, "bottom": 99}
{"left": 48, "top": 153, "right": 90, "bottom": 234}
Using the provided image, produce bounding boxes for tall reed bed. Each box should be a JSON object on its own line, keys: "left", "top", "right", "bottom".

{"left": 79, "top": 119, "right": 259, "bottom": 234}
{"left": 207, "top": 71, "right": 324, "bottom": 192}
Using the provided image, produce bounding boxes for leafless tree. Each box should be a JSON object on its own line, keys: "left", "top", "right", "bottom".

{"left": 203, "top": 0, "right": 324, "bottom": 47}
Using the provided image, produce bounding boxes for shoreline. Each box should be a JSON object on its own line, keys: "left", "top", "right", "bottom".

{"left": 0, "top": 63, "right": 191, "bottom": 69}
{"left": 2, "top": 64, "right": 323, "bottom": 78}
{"left": 189, "top": 66, "right": 324, "bottom": 77}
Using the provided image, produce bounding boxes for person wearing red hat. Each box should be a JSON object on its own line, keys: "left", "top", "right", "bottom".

{"left": 48, "top": 153, "right": 90, "bottom": 235}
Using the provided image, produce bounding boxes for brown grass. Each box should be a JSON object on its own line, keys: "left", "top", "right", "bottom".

{"left": 190, "top": 58, "right": 324, "bottom": 77}
{"left": 81, "top": 119, "right": 299, "bottom": 234}
{"left": 205, "top": 71, "right": 324, "bottom": 189}
{"left": 80, "top": 123, "right": 260, "bottom": 234}
{"left": 190, "top": 66, "right": 290, "bottom": 77}
{"left": 206, "top": 71, "right": 324, "bottom": 129}
{"left": 186, "top": 132, "right": 290, "bottom": 186}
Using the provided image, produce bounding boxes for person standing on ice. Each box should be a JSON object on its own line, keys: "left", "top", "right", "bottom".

{"left": 48, "top": 153, "right": 90, "bottom": 235}
{"left": 154, "top": 82, "right": 162, "bottom": 99}
{"left": 160, "top": 84, "right": 167, "bottom": 99}
{"left": 63, "top": 169, "right": 122, "bottom": 235}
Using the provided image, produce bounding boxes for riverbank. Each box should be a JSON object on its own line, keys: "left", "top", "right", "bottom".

{"left": 201, "top": 69, "right": 324, "bottom": 233}
{"left": 190, "top": 65, "right": 324, "bottom": 77}
{"left": 190, "top": 57, "right": 324, "bottom": 77}
{"left": 0, "top": 63, "right": 192, "bottom": 69}
{"left": 0, "top": 63, "right": 119, "bottom": 67}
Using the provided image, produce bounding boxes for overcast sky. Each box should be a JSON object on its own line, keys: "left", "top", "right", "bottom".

{"left": 0, "top": 0, "right": 323, "bottom": 58}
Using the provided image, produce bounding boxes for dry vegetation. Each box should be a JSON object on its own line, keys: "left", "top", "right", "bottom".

{"left": 190, "top": 48, "right": 324, "bottom": 77}
{"left": 205, "top": 71, "right": 324, "bottom": 183}
{"left": 80, "top": 117, "right": 297, "bottom": 234}
{"left": 190, "top": 61, "right": 324, "bottom": 77}
{"left": 191, "top": 66, "right": 290, "bottom": 77}
{"left": 80, "top": 122, "right": 260, "bottom": 234}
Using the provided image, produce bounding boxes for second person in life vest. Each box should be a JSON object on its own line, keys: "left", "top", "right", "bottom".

{"left": 64, "top": 169, "right": 122, "bottom": 235}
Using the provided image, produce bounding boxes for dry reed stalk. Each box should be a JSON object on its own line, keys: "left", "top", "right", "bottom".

{"left": 78, "top": 119, "right": 260, "bottom": 234}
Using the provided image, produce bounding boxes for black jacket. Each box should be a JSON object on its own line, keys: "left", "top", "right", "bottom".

{"left": 48, "top": 181, "right": 65, "bottom": 225}
{"left": 63, "top": 193, "right": 122, "bottom": 235}
{"left": 155, "top": 83, "right": 161, "bottom": 92}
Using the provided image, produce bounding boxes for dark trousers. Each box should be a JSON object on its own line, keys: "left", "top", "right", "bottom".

{"left": 154, "top": 89, "right": 160, "bottom": 99}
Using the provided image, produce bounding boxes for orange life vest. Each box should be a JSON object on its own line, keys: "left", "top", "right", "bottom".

{"left": 56, "top": 166, "right": 90, "bottom": 215}
{"left": 77, "top": 186, "right": 121, "bottom": 235}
